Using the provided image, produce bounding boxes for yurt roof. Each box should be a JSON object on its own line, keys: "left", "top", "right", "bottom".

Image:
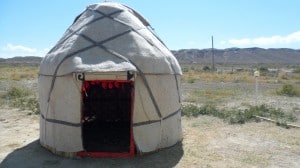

{"left": 39, "top": 2, "right": 182, "bottom": 76}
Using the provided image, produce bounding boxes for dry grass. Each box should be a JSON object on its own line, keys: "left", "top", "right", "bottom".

{"left": 182, "top": 66, "right": 300, "bottom": 85}
{"left": 183, "top": 71, "right": 254, "bottom": 83}
{"left": 0, "top": 65, "right": 39, "bottom": 81}
{"left": 177, "top": 116, "right": 300, "bottom": 168}
{"left": 185, "top": 88, "right": 237, "bottom": 103}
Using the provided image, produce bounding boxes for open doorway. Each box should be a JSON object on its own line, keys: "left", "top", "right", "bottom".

{"left": 80, "top": 80, "right": 134, "bottom": 157}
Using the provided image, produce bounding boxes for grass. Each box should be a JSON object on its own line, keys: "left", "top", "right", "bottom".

{"left": 185, "top": 88, "right": 237, "bottom": 103}
{"left": 181, "top": 65, "right": 300, "bottom": 127}
{"left": 181, "top": 64, "right": 300, "bottom": 84}
{"left": 1, "top": 86, "right": 40, "bottom": 114}
{"left": 0, "top": 65, "right": 40, "bottom": 114}
{"left": 276, "top": 83, "right": 300, "bottom": 97}
{"left": 182, "top": 71, "right": 254, "bottom": 83}
{"left": 0, "top": 64, "right": 39, "bottom": 80}
{"left": 182, "top": 103, "right": 297, "bottom": 127}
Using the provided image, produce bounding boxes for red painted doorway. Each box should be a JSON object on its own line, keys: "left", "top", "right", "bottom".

{"left": 78, "top": 80, "right": 135, "bottom": 157}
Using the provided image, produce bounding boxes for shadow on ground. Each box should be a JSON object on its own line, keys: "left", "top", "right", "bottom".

{"left": 0, "top": 139, "right": 183, "bottom": 168}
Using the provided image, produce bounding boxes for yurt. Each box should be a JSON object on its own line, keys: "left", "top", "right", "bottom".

{"left": 38, "top": 2, "right": 182, "bottom": 157}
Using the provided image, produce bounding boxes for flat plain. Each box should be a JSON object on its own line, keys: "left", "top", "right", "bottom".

{"left": 0, "top": 64, "right": 299, "bottom": 168}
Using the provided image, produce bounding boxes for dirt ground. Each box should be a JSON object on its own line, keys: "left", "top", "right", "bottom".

{"left": 0, "top": 107, "right": 299, "bottom": 168}
{"left": 0, "top": 77, "right": 300, "bottom": 167}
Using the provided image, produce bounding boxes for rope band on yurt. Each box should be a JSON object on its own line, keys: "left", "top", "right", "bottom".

{"left": 133, "top": 108, "right": 181, "bottom": 127}
{"left": 48, "top": 9, "right": 124, "bottom": 54}
{"left": 40, "top": 108, "right": 180, "bottom": 128}
{"left": 167, "top": 57, "right": 181, "bottom": 103}
{"left": 40, "top": 113, "right": 81, "bottom": 127}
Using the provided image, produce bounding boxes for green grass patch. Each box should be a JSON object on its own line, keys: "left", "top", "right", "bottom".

{"left": 276, "top": 83, "right": 300, "bottom": 97}
{"left": 182, "top": 103, "right": 297, "bottom": 127}
{"left": 1, "top": 86, "right": 40, "bottom": 114}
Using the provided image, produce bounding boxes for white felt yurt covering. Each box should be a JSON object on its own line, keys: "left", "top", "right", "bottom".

{"left": 39, "top": 2, "right": 182, "bottom": 156}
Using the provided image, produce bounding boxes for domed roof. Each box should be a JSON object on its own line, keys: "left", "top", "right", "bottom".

{"left": 39, "top": 2, "right": 182, "bottom": 76}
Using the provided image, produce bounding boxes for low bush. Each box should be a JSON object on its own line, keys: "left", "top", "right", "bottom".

{"left": 182, "top": 103, "right": 200, "bottom": 117}
{"left": 187, "top": 78, "right": 195, "bottom": 83}
{"left": 258, "top": 66, "right": 268, "bottom": 72}
{"left": 258, "top": 66, "right": 269, "bottom": 76}
{"left": 2, "top": 86, "right": 40, "bottom": 114}
{"left": 202, "top": 66, "right": 211, "bottom": 71}
{"left": 276, "top": 83, "right": 299, "bottom": 97}
{"left": 5, "top": 87, "right": 28, "bottom": 99}
{"left": 182, "top": 103, "right": 297, "bottom": 127}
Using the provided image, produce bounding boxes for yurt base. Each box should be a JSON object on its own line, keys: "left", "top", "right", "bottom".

{"left": 41, "top": 143, "right": 135, "bottom": 158}
{"left": 41, "top": 143, "right": 78, "bottom": 158}
{"left": 77, "top": 150, "right": 134, "bottom": 158}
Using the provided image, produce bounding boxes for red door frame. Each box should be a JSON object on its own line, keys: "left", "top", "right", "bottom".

{"left": 77, "top": 80, "right": 135, "bottom": 157}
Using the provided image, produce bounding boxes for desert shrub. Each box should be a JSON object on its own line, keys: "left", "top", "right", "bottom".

{"left": 27, "top": 97, "right": 40, "bottom": 114}
{"left": 4, "top": 87, "right": 28, "bottom": 99}
{"left": 182, "top": 67, "right": 189, "bottom": 73}
{"left": 187, "top": 78, "right": 195, "bottom": 83}
{"left": 276, "top": 83, "right": 298, "bottom": 96}
{"left": 226, "top": 110, "right": 246, "bottom": 124}
{"left": 182, "top": 103, "right": 297, "bottom": 127}
{"left": 201, "top": 104, "right": 223, "bottom": 118}
{"left": 182, "top": 103, "right": 221, "bottom": 118}
{"left": 3, "top": 87, "right": 40, "bottom": 114}
{"left": 258, "top": 66, "right": 268, "bottom": 72}
{"left": 202, "top": 66, "right": 211, "bottom": 71}
{"left": 258, "top": 66, "right": 268, "bottom": 76}
{"left": 226, "top": 104, "right": 297, "bottom": 125}
{"left": 182, "top": 104, "right": 200, "bottom": 117}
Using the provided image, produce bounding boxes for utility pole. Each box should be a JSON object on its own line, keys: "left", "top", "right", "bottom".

{"left": 211, "top": 36, "right": 215, "bottom": 72}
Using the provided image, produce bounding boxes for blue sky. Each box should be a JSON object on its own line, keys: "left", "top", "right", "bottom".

{"left": 1, "top": 0, "right": 300, "bottom": 58}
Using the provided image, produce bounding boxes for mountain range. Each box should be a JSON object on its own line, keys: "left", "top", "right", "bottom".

{"left": 0, "top": 56, "right": 42, "bottom": 64}
{"left": 172, "top": 47, "right": 300, "bottom": 64}
{"left": 1, "top": 48, "right": 300, "bottom": 65}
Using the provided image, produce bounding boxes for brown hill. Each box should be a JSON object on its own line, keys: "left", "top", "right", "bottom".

{"left": 172, "top": 48, "right": 300, "bottom": 64}
{"left": 1, "top": 56, "right": 42, "bottom": 65}
{"left": 2, "top": 47, "right": 300, "bottom": 65}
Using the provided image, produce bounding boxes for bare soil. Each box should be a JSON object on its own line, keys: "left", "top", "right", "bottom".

{"left": 0, "top": 108, "right": 299, "bottom": 168}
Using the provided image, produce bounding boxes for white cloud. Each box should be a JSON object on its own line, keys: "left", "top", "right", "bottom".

{"left": 0, "top": 43, "right": 49, "bottom": 58}
{"left": 2, "top": 43, "right": 37, "bottom": 53}
{"left": 228, "top": 30, "right": 300, "bottom": 47}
